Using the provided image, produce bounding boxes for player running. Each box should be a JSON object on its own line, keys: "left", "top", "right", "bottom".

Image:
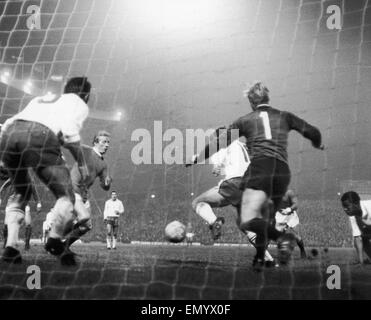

{"left": 187, "top": 81, "right": 323, "bottom": 271}
{"left": 191, "top": 133, "right": 276, "bottom": 266}
{"left": 0, "top": 77, "right": 90, "bottom": 264}
{"left": 60, "top": 130, "right": 112, "bottom": 258}
{"left": 341, "top": 191, "right": 371, "bottom": 265}
{"left": 275, "top": 189, "right": 306, "bottom": 259}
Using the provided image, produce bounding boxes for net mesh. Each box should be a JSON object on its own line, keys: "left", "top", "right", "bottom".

{"left": 0, "top": 0, "right": 370, "bottom": 300}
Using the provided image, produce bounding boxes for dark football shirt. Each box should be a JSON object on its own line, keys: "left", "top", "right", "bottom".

{"left": 70, "top": 145, "right": 109, "bottom": 200}
{"left": 229, "top": 105, "right": 322, "bottom": 164}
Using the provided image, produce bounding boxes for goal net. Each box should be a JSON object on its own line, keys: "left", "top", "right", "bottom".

{"left": 0, "top": 0, "right": 370, "bottom": 300}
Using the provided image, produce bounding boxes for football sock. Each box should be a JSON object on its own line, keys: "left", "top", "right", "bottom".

{"left": 106, "top": 237, "right": 111, "bottom": 248}
{"left": 5, "top": 208, "right": 25, "bottom": 248}
{"left": 65, "top": 222, "right": 91, "bottom": 248}
{"left": 246, "top": 231, "right": 273, "bottom": 262}
{"left": 112, "top": 237, "right": 116, "bottom": 248}
{"left": 25, "top": 225, "right": 32, "bottom": 249}
{"left": 64, "top": 236, "right": 79, "bottom": 248}
{"left": 242, "top": 218, "right": 284, "bottom": 260}
{"left": 297, "top": 238, "right": 306, "bottom": 255}
{"left": 195, "top": 202, "right": 217, "bottom": 225}
{"left": 3, "top": 224, "right": 8, "bottom": 248}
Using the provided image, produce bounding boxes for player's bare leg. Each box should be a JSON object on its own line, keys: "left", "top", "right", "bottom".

{"left": 2, "top": 224, "right": 7, "bottom": 249}
{"left": 239, "top": 189, "right": 283, "bottom": 271}
{"left": 192, "top": 187, "right": 229, "bottom": 240}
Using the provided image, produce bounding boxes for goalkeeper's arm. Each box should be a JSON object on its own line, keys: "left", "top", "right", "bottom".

{"left": 186, "top": 126, "right": 238, "bottom": 166}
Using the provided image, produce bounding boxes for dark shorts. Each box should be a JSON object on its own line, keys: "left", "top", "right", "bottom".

{"left": 241, "top": 157, "right": 290, "bottom": 201}
{"left": 106, "top": 217, "right": 119, "bottom": 227}
{"left": 0, "top": 120, "right": 65, "bottom": 168}
{"left": 361, "top": 226, "right": 371, "bottom": 239}
{"left": 218, "top": 177, "right": 243, "bottom": 207}
{"left": 0, "top": 120, "right": 73, "bottom": 199}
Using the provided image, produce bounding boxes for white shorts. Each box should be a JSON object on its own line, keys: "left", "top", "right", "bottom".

{"left": 275, "top": 210, "right": 300, "bottom": 231}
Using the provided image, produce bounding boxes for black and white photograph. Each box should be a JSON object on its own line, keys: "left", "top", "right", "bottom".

{"left": 0, "top": 0, "right": 371, "bottom": 306}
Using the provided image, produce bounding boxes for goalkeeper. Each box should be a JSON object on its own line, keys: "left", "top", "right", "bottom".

{"left": 275, "top": 189, "right": 306, "bottom": 259}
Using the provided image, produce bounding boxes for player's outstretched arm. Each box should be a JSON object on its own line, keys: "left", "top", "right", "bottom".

{"left": 185, "top": 126, "right": 236, "bottom": 166}
{"left": 286, "top": 112, "right": 324, "bottom": 150}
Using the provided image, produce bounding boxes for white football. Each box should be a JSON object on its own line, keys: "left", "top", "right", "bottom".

{"left": 165, "top": 221, "right": 186, "bottom": 243}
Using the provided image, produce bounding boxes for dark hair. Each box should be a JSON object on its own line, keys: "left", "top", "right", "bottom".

{"left": 111, "top": 190, "right": 117, "bottom": 194}
{"left": 93, "top": 130, "right": 111, "bottom": 145}
{"left": 341, "top": 191, "right": 360, "bottom": 204}
{"left": 244, "top": 81, "right": 270, "bottom": 106}
{"left": 64, "top": 77, "right": 91, "bottom": 102}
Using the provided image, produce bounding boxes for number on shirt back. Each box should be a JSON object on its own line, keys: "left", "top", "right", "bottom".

{"left": 259, "top": 111, "right": 272, "bottom": 140}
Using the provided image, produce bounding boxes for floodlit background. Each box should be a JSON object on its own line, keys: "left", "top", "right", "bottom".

{"left": 0, "top": 0, "right": 370, "bottom": 243}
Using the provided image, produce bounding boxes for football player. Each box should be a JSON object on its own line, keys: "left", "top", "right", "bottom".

{"left": 103, "top": 190, "right": 124, "bottom": 250}
{"left": 275, "top": 189, "right": 306, "bottom": 259}
{"left": 341, "top": 191, "right": 371, "bottom": 264}
{"left": 191, "top": 132, "right": 276, "bottom": 266}
{"left": 188, "top": 81, "right": 324, "bottom": 271}
{"left": 58, "top": 130, "right": 112, "bottom": 259}
{"left": 0, "top": 77, "right": 90, "bottom": 264}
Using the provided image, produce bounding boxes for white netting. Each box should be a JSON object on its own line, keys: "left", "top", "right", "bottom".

{"left": 0, "top": 0, "right": 370, "bottom": 300}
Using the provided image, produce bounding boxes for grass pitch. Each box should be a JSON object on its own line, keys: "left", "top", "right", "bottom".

{"left": 0, "top": 243, "right": 370, "bottom": 300}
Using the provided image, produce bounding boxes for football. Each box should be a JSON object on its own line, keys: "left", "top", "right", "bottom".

{"left": 165, "top": 220, "right": 186, "bottom": 243}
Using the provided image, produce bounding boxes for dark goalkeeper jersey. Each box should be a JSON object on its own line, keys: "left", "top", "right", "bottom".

{"left": 229, "top": 105, "right": 322, "bottom": 164}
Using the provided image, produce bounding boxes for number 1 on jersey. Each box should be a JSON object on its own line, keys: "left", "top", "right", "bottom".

{"left": 259, "top": 111, "right": 272, "bottom": 140}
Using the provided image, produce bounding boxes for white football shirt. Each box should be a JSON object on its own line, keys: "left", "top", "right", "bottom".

{"left": 3, "top": 93, "right": 88, "bottom": 143}
{"left": 349, "top": 200, "right": 371, "bottom": 237}
{"left": 104, "top": 199, "right": 125, "bottom": 219}
{"left": 210, "top": 140, "right": 250, "bottom": 182}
